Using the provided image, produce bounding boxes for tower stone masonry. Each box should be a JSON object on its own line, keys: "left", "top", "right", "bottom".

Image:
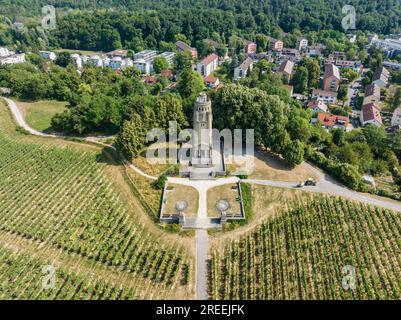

{"left": 192, "top": 92, "right": 213, "bottom": 168}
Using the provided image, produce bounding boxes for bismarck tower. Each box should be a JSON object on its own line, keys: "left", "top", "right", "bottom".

{"left": 192, "top": 92, "right": 213, "bottom": 169}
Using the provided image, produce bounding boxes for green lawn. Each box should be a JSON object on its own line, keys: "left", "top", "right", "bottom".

{"left": 55, "top": 48, "right": 103, "bottom": 56}
{"left": 18, "top": 100, "right": 67, "bottom": 132}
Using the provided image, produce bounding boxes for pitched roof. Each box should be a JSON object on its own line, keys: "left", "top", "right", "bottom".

{"left": 373, "top": 66, "right": 389, "bottom": 82}
{"left": 364, "top": 83, "right": 381, "bottom": 98}
{"left": 278, "top": 60, "right": 294, "bottom": 75}
{"left": 237, "top": 57, "right": 253, "bottom": 71}
{"left": 107, "top": 49, "right": 128, "bottom": 57}
{"left": 362, "top": 103, "right": 382, "bottom": 124}
{"left": 308, "top": 99, "right": 328, "bottom": 112}
{"left": 204, "top": 75, "right": 219, "bottom": 83}
{"left": 175, "top": 41, "right": 192, "bottom": 51}
{"left": 312, "top": 89, "right": 338, "bottom": 98}
{"left": 200, "top": 53, "right": 218, "bottom": 66}
{"left": 324, "top": 63, "right": 340, "bottom": 80}
{"left": 161, "top": 69, "right": 173, "bottom": 78}
{"left": 317, "top": 113, "right": 349, "bottom": 127}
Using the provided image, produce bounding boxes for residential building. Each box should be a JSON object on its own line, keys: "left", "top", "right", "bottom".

{"left": 334, "top": 60, "right": 363, "bottom": 73}
{"left": 347, "top": 34, "right": 357, "bottom": 43}
{"left": 305, "top": 45, "right": 322, "bottom": 57}
{"left": 39, "top": 51, "right": 56, "bottom": 61}
{"left": 160, "top": 69, "right": 173, "bottom": 79}
{"left": 316, "top": 112, "right": 350, "bottom": 130}
{"left": 134, "top": 59, "right": 153, "bottom": 74}
{"left": 360, "top": 103, "right": 382, "bottom": 127}
{"left": 196, "top": 53, "right": 218, "bottom": 77}
{"left": 269, "top": 37, "right": 284, "bottom": 52}
{"left": 134, "top": 50, "right": 157, "bottom": 63}
{"left": 244, "top": 40, "right": 257, "bottom": 54}
{"left": 107, "top": 49, "right": 128, "bottom": 58}
{"left": 144, "top": 75, "right": 157, "bottom": 86}
{"left": 204, "top": 75, "right": 220, "bottom": 88}
{"left": 175, "top": 41, "right": 198, "bottom": 60}
{"left": 308, "top": 98, "right": 328, "bottom": 114}
{"left": 0, "top": 47, "right": 11, "bottom": 57}
{"left": 234, "top": 57, "right": 254, "bottom": 81}
{"left": 298, "top": 38, "right": 308, "bottom": 51}
{"left": 70, "top": 53, "right": 82, "bottom": 69}
{"left": 371, "top": 37, "right": 401, "bottom": 52}
{"left": 157, "top": 52, "right": 175, "bottom": 66}
{"left": 88, "top": 55, "right": 103, "bottom": 67}
{"left": 277, "top": 60, "right": 294, "bottom": 83}
{"left": 363, "top": 84, "right": 381, "bottom": 106}
{"left": 383, "top": 60, "right": 401, "bottom": 71}
{"left": 0, "top": 53, "right": 25, "bottom": 65}
{"left": 330, "top": 51, "right": 347, "bottom": 60}
{"left": 312, "top": 89, "right": 338, "bottom": 104}
{"left": 372, "top": 66, "right": 389, "bottom": 88}
{"left": 391, "top": 107, "right": 401, "bottom": 126}
{"left": 281, "top": 48, "right": 301, "bottom": 62}
{"left": 323, "top": 63, "right": 341, "bottom": 92}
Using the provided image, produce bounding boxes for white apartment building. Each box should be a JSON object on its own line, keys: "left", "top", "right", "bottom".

{"left": 0, "top": 47, "right": 11, "bottom": 57}
{"left": 133, "top": 50, "right": 157, "bottom": 63}
{"left": 197, "top": 53, "right": 218, "bottom": 77}
{"left": 0, "top": 53, "right": 25, "bottom": 65}
{"left": 157, "top": 51, "right": 175, "bottom": 66}
{"left": 39, "top": 51, "right": 57, "bottom": 61}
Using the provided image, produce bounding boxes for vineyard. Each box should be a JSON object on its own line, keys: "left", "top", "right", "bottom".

{"left": 210, "top": 195, "right": 401, "bottom": 299}
{"left": 0, "top": 103, "right": 193, "bottom": 299}
{"left": 0, "top": 243, "right": 138, "bottom": 299}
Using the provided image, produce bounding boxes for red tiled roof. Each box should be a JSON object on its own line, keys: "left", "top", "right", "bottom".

{"left": 161, "top": 69, "right": 173, "bottom": 78}
{"left": 144, "top": 75, "right": 157, "bottom": 84}
{"left": 204, "top": 75, "right": 219, "bottom": 83}
{"left": 317, "top": 113, "right": 349, "bottom": 127}
{"left": 324, "top": 63, "right": 340, "bottom": 80}
{"left": 362, "top": 103, "right": 382, "bottom": 124}
{"left": 200, "top": 53, "right": 218, "bottom": 66}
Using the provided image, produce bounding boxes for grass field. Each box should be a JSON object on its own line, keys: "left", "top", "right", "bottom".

{"left": 16, "top": 100, "right": 67, "bottom": 132}
{"left": 209, "top": 189, "right": 401, "bottom": 299}
{"left": 0, "top": 100, "right": 194, "bottom": 299}
{"left": 207, "top": 184, "right": 241, "bottom": 218}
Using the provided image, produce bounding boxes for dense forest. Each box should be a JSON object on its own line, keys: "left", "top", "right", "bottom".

{"left": 1, "top": 0, "right": 401, "bottom": 52}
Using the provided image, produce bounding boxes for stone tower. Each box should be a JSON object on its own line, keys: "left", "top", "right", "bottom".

{"left": 192, "top": 93, "right": 213, "bottom": 168}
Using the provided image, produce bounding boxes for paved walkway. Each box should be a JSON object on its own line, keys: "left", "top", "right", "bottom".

{"left": 195, "top": 229, "right": 208, "bottom": 300}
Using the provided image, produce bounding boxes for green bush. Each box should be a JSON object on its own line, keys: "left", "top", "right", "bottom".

{"left": 152, "top": 175, "right": 167, "bottom": 190}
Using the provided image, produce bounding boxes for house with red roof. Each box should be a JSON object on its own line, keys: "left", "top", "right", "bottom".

{"left": 204, "top": 75, "right": 220, "bottom": 88}
{"left": 144, "top": 75, "right": 157, "bottom": 86}
{"left": 323, "top": 63, "right": 341, "bottom": 92}
{"left": 160, "top": 69, "right": 173, "bottom": 79}
{"left": 308, "top": 98, "right": 328, "bottom": 114}
{"left": 316, "top": 112, "right": 350, "bottom": 130}
{"left": 360, "top": 103, "right": 382, "bottom": 127}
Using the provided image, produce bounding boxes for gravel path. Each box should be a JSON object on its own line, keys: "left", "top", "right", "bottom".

{"left": 195, "top": 229, "right": 208, "bottom": 300}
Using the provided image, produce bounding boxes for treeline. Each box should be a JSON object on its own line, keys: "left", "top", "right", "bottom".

{"left": 1, "top": 0, "right": 401, "bottom": 35}
{"left": 1, "top": 1, "right": 401, "bottom": 52}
